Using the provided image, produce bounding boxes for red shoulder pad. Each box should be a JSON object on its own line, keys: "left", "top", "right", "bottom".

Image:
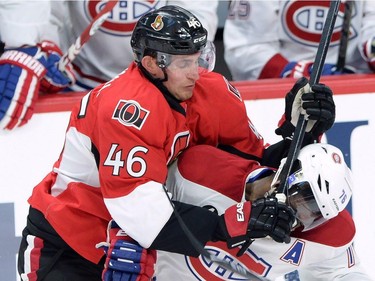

{"left": 292, "top": 209, "right": 355, "bottom": 247}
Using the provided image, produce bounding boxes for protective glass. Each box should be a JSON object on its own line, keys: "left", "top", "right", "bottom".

{"left": 197, "top": 40, "right": 216, "bottom": 73}
{"left": 287, "top": 173, "right": 326, "bottom": 231}
{"left": 156, "top": 41, "right": 216, "bottom": 74}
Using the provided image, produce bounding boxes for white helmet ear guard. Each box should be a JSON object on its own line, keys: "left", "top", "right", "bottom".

{"left": 276, "top": 143, "right": 353, "bottom": 231}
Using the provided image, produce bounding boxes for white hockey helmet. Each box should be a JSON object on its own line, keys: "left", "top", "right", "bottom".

{"left": 285, "top": 143, "right": 353, "bottom": 231}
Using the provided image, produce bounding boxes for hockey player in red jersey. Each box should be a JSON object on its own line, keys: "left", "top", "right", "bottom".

{"left": 17, "top": 5, "right": 335, "bottom": 281}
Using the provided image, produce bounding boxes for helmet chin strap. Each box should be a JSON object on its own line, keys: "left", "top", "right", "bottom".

{"left": 159, "top": 66, "right": 169, "bottom": 82}
{"left": 138, "top": 63, "right": 168, "bottom": 83}
{"left": 138, "top": 62, "right": 169, "bottom": 83}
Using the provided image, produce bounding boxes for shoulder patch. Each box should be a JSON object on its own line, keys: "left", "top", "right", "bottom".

{"left": 112, "top": 100, "right": 149, "bottom": 130}
{"left": 223, "top": 76, "right": 242, "bottom": 101}
{"left": 280, "top": 239, "right": 305, "bottom": 266}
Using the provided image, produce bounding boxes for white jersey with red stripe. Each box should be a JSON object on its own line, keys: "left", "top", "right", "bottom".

{"left": 0, "top": 1, "right": 218, "bottom": 90}
{"left": 156, "top": 145, "right": 372, "bottom": 281}
{"left": 224, "top": 0, "right": 375, "bottom": 80}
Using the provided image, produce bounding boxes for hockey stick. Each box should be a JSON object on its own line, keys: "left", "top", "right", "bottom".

{"left": 58, "top": 0, "right": 118, "bottom": 72}
{"left": 336, "top": 1, "right": 353, "bottom": 72}
{"left": 276, "top": 0, "right": 341, "bottom": 196}
{"left": 163, "top": 186, "right": 270, "bottom": 281}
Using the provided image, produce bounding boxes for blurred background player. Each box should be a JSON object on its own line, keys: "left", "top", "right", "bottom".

{"left": 223, "top": 0, "right": 375, "bottom": 80}
{"left": 0, "top": 0, "right": 219, "bottom": 130}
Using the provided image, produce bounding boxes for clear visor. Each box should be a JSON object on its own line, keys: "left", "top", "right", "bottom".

{"left": 156, "top": 41, "right": 216, "bottom": 75}
{"left": 288, "top": 179, "right": 327, "bottom": 231}
{"left": 198, "top": 40, "right": 216, "bottom": 73}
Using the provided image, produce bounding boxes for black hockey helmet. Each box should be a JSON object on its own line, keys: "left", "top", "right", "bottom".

{"left": 131, "top": 5, "right": 208, "bottom": 64}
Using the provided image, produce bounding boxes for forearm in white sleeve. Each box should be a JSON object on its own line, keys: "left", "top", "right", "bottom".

{"left": 298, "top": 244, "right": 373, "bottom": 281}
{"left": 0, "top": 0, "right": 55, "bottom": 47}
{"left": 104, "top": 180, "right": 174, "bottom": 248}
{"left": 223, "top": 0, "right": 281, "bottom": 80}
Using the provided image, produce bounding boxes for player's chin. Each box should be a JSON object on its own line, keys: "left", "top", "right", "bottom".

{"left": 178, "top": 89, "right": 194, "bottom": 101}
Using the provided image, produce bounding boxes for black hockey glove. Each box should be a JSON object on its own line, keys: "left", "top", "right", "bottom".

{"left": 214, "top": 198, "right": 295, "bottom": 253}
{"left": 276, "top": 77, "right": 335, "bottom": 141}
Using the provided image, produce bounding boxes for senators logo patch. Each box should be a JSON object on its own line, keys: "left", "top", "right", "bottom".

{"left": 151, "top": 15, "right": 164, "bottom": 31}
{"left": 112, "top": 100, "right": 149, "bottom": 130}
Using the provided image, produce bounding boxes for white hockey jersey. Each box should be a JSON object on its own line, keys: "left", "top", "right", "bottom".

{"left": 0, "top": 0, "right": 218, "bottom": 90}
{"left": 224, "top": 0, "right": 375, "bottom": 80}
{"left": 156, "top": 145, "right": 372, "bottom": 281}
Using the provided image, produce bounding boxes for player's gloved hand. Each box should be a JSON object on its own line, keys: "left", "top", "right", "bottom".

{"left": 363, "top": 36, "right": 375, "bottom": 72}
{"left": 0, "top": 41, "right": 75, "bottom": 130}
{"left": 280, "top": 60, "right": 355, "bottom": 78}
{"left": 96, "top": 220, "right": 156, "bottom": 281}
{"left": 215, "top": 198, "right": 295, "bottom": 253}
{"left": 38, "top": 40, "right": 76, "bottom": 93}
{"left": 275, "top": 77, "right": 335, "bottom": 141}
{"left": 0, "top": 45, "right": 46, "bottom": 130}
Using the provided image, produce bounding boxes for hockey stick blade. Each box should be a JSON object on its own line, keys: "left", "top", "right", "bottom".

{"left": 336, "top": 1, "right": 353, "bottom": 72}
{"left": 276, "top": 0, "right": 341, "bottom": 196}
{"left": 58, "top": 0, "right": 119, "bottom": 72}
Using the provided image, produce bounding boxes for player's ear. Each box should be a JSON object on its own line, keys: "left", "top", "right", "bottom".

{"left": 141, "top": 56, "right": 162, "bottom": 78}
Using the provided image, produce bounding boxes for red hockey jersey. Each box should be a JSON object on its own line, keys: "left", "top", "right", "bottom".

{"left": 28, "top": 63, "right": 266, "bottom": 263}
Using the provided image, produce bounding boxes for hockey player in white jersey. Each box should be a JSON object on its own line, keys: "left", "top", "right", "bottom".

{"left": 224, "top": 0, "right": 375, "bottom": 80}
{"left": 153, "top": 143, "right": 372, "bottom": 280}
{"left": 0, "top": 0, "right": 218, "bottom": 130}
